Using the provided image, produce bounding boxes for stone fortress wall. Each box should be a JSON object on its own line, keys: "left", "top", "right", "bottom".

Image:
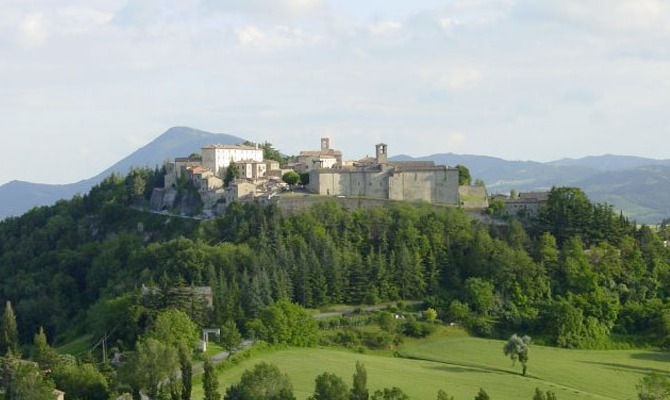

{"left": 307, "top": 143, "right": 460, "bottom": 206}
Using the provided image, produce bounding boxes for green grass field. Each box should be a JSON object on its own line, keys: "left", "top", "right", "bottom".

{"left": 55, "top": 334, "right": 94, "bottom": 356}
{"left": 192, "top": 328, "right": 670, "bottom": 400}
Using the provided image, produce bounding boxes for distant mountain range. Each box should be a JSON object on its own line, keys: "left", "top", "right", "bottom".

{"left": 1, "top": 127, "right": 669, "bottom": 224}
{"left": 392, "top": 153, "right": 670, "bottom": 224}
{"left": 0, "top": 127, "right": 244, "bottom": 220}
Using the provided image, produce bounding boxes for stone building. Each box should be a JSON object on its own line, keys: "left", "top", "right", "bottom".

{"left": 307, "top": 144, "right": 460, "bottom": 205}
{"left": 236, "top": 160, "right": 267, "bottom": 180}
{"left": 297, "top": 138, "right": 343, "bottom": 171}
{"left": 164, "top": 156, "right": 202, "bottom": 188}
{"left": 223, "top": 180, "right": 256, "bottom": 204}
{"left": 201, "top": 144, "right": 263, "bottom": 177}
{"left": 496, "top": 191, "right": 549, "bottom": 216}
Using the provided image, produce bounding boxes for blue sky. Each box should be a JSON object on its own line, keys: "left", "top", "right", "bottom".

{"left": 1, "top": 0, "right": 669, "bottom": 185}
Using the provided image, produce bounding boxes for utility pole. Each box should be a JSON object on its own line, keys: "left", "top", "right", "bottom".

{"left": 102, "top": 332, "right": 107, "bottom": 363}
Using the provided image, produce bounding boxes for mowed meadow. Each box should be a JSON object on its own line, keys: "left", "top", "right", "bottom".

{"left": 193, "top": 328, "right": 670, "bottom": 400}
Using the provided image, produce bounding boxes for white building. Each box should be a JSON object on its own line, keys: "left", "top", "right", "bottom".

{"left": 202, "top": 145, "right": 263, "bottom": 177}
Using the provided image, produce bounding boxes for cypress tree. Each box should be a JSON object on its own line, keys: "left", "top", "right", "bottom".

{"left": 350, "top": 361, "right": 369, "bottom": 400}
{"left": 203, "top": 359, "right": 220, "bottom": 400}
{"left": 0, "top": 301, "right": 19, "bottom": 356}
{"left": 180, "top": 346, "right": 192, "bottom": 400}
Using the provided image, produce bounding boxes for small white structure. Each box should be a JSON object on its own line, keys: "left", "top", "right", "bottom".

{"left": 202, "top": 144, "right": 264, "bottom": 177}
{"left": 201, "top": 328, "right": 221, "bottom": 352}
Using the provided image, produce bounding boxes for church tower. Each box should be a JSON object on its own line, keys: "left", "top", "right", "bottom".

{"left": 375, "top": 143, "right": 388, "bottom": 164}
{"left": 321, "top": 137, "right": 330, "bottom": 151}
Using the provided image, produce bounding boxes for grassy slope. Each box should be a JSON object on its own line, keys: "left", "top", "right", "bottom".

{"left": 400, "top": 328, "right": 670, "bottom": 400}
{"left": 193, "top": 329, "right": 670, "bottom": 400}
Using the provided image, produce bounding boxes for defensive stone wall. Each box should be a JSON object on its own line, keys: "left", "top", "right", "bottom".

{"left": 308, "top": 166, "right": 459, "bottom": 205}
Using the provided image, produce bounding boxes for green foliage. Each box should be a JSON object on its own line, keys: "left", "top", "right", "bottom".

{"left": 371, "top": 387, "right": 409, "bottom": 400}
{"left": 437, "top": 390, "right": 454, "bottom": 400}
{"left": 309, "top": 372, "right": 349, "bottom": 400}
{"left": 474, "top": 388, "right": 491, "bottom": 400}
{"left": 32, "top": 327, "right": 57, "bottom": 370}
{"left": 350, "top": 361, "right": 369, "bottom": 400}
{"left": 532, "top": 388, "right": 558, "bottom": 400}
{"left": 223, "top": 362, "right": 295, "bottom": 400}
{"left": 502, "top": 334, "right": 531, "bottom": 376}
{"left": 0, "top": 355, "right": 55, "bottom": 400}
{"left": 300, "top": 172, "right": 310, "bottom": 186}
{"left": 224, "top": 161, "right": 241, "bottom": 187}
{"left": 282, "top": 171, "right": 300, "bottom": 186}
{"left": 424, "top": 308, "right": 438, "bottom": 322}
{"left": 147, "top": 308, "right": 198, "bottom": 349}
{"left": 52, "top": 362, "right": 110, "bottom": 400}
{"left": 0, "top": 302, "right": 19, "bottom": 356}
{"left": 120, "top": 338, "right": 179, "bottom": 400}
{"left": 0, "top": 169, "right": 667, "bottom": 355}
{"left": 402, "top": 321, "right": 436, "bottom": 338}
{"left": 638, "top": 373, "right": 670, "bottom": 400}
{"left": 242, "top": 141, "right": 286, "bottom": 164}
{"left": 457, "top": 165, "right": 471, "bottom": 186}
{"left": 204, "top": 359, "right": 221, "bottom": 400}
{"left": 247, "top": 300, "right": 317, "bottom": 346}
{"left": 464, "top": 278, "right": 495, "bottom": 315}
{"left": 220, "top": 320, "right": 243, "bottom": 354}
{"left": 180, "top": 346, "right": 193, "bottom": 400}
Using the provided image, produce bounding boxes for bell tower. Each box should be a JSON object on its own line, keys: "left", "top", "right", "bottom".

{"left": 375, "top": 143, "right": 388, "bottom": 164}
{"left": 321, "top": 137, "right": 330, "bottom": 151}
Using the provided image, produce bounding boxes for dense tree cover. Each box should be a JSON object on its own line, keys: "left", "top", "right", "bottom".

{"left": 0, "top": 170, "right": 668, "bottom": 355}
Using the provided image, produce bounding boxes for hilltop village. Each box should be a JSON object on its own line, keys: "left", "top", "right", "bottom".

{"left": 150, "top": 138, "right": 544, "bottom": 217}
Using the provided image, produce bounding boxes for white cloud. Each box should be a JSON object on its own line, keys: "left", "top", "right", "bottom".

{"left": 446, "top": 132, "right": 466, "bottom": 148}
{"left": 235, "top": 24, "right": 321, "bottom": 50}
{"left": 18, "top": 13, "right": 47, "bottom": 48}
{"left": 368, "top": 21, "right": 401, "bottom": 35}
{"left": 438, "top": 17, "right": 460, "bottom": 30}
{"left": 3, "top": 0, "right": 670, "bottom": 185}
{"left": 56, "top": 7, "right": 114, "bottom": 34}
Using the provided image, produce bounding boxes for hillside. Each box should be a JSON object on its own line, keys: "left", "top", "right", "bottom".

{"left": 393, "top": 153, "right": 670, "bottom": 223}
{"left": 194, "top": 329, "right": 670, "bottom": 400}
{"left": 549, "top": 154, "right": 670, "bottom": 171}
{"left": 0, "top": 126, "right": 245, "bottom": 219}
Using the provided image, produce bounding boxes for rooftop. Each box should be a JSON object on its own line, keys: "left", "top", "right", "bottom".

{"left": 202, "top": 144, "right": 259, "bottom": 150}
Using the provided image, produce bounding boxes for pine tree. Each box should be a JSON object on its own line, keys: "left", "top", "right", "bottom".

{"left": 203, "top": 359, "right": 220, "bottom": 400}
{"left": 0, "top": 301, "right": 19, "bottom": 356}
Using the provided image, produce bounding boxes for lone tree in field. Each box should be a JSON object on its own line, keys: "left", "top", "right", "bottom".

{"left": 503, "top": 334, "right": 531, "bottom": 376}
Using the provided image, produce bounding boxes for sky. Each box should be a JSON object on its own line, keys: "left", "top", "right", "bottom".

{"left": 1, "top": 0, "right": 670, "bottom": 185}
